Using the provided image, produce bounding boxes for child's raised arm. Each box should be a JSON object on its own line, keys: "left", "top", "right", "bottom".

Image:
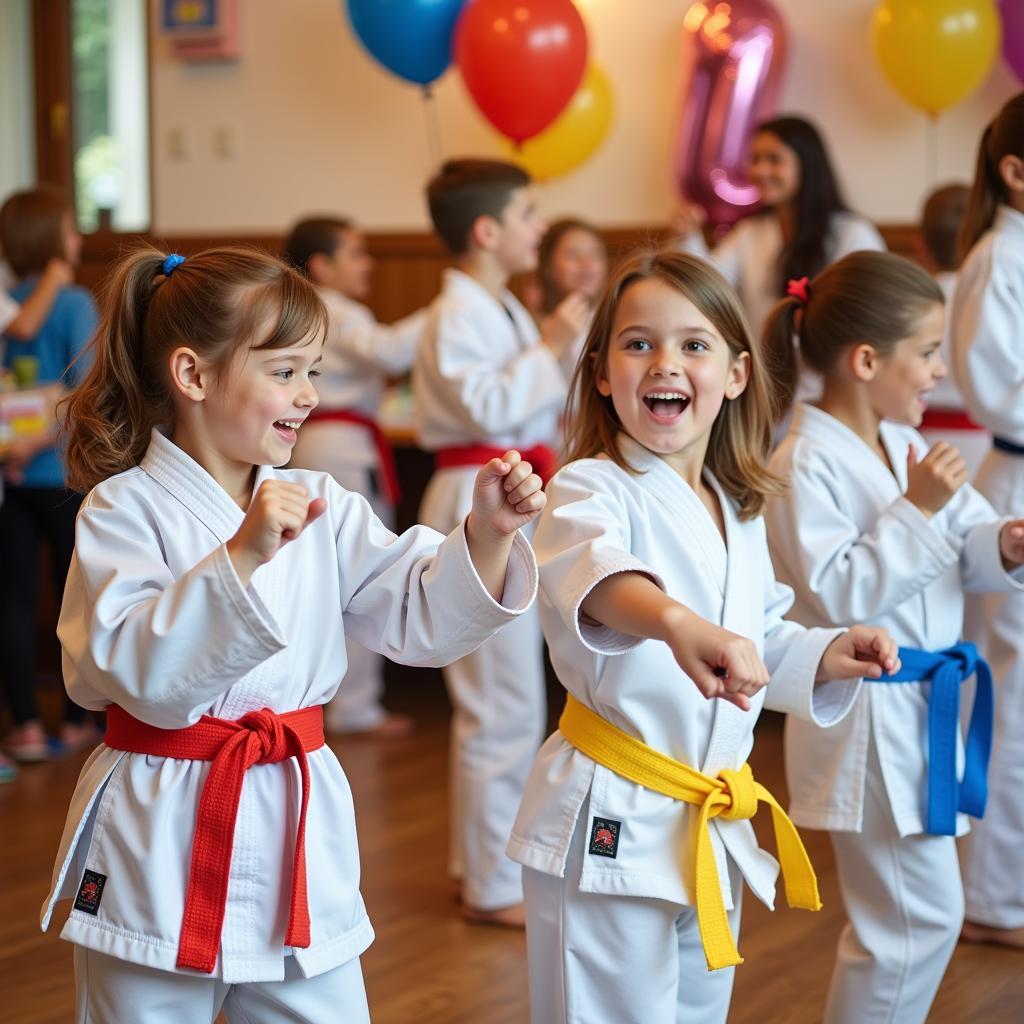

{"left": 582, "top": 571, "right": 769, "bottom": 711}
{"left": 465, "top": 449, "right": 545, "bottom": 600}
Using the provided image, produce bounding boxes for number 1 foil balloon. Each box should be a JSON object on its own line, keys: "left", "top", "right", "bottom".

{"left": 673, "top": 0, "right": 789, "bottom": 228}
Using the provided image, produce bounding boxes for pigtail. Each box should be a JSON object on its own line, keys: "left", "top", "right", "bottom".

{"left": 62, "top": 247, "right": 169, "bottom": 493}
{"left": 959, "top": 126, "right": 1001, "bottom": 260}
{"left": 761, "top": 296, "right": 804, "bottom": 425}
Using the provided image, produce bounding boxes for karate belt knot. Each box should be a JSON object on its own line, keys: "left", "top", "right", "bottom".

{"left": 874, "top": 641, "right": 993, "bottom": 836}
{"left": 558, "top": 695, "right": 821, "bottom": 972}
{"left": 104, "top": 703, "right": 326, "bottom": 974}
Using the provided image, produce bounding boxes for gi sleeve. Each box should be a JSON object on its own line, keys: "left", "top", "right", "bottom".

{"left": 533, "top": 464, "right": 665, "bottom": 655}
{"left": 58, "top": 486, "right": 288, "bottom": 727}
{"left": 334, "top": 481, "right": 537, "bottom": 666}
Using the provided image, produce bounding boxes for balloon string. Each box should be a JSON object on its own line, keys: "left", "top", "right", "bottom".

{"left": 422, "top": 86, "right": 443, "bottom": 166}
{"left": 926, "top": 114, "right": 938, "bottom": 188}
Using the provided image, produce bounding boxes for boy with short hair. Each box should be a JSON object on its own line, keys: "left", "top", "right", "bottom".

{"left": 414, "top": 159, "right": 585, "bottom": 925}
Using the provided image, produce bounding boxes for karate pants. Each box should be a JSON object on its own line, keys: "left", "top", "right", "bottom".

{"left": 420, "top": 466, "right": 547, "bottom": 910}
{"left": 73, "top": 947, "right": 370, "bottom": 1024}
{"left": 522, "top": 805, "right": 740, "bottom": 1024}
{"left": 960, "top": 449, "right": 1024, "bottom": 928}
{"left": 291, "top": 424, "right": 391, "bottom": 732}
{"left": 824, "top": 738, "right": 963, "bottom": 1024}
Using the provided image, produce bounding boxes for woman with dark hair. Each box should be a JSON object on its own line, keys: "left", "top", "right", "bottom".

{"left": 674, "top": 115, "right": 885, "bottom": 340}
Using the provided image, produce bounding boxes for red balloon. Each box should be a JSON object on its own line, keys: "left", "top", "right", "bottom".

{"left": 455, "top": 0, "right": 588, "bottom": 144}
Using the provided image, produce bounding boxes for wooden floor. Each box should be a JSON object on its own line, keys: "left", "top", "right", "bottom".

{"left": 2, "top": 679, "right": 1022, "bottom": 1023}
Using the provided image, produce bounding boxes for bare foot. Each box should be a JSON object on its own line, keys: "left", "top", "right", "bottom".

{"left": 462, "top": 903, "right": 526, "bottom": 929}
{"left": 961, "top": 921, "right": 1024, "bottom": 949}
{"left": 332, "top": 713, "right": 415, "bottom": 739}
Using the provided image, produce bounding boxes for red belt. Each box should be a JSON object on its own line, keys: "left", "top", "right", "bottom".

{"left": 307, "top": 408, "right": 401, "bottom": 505}
{"left": 104, "top": 704, "right": 325, "bottom": 974}
{"left": 920, "top": 407, "right": 985, "bottom": 432}
{"left": 435, "top": 444, "right": 557, "bottom": 484}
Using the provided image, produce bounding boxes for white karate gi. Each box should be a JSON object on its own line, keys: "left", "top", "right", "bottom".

{"left": 507, "top": 437, "right": 858, "bottom": 1024}
{"left": 766, "top": 403, "right": 1024, "bottom": 1024}
{"left": 951, "top": 204, "right": 1024, "bottom": 930}
{"left": 40, "top": 428, "right": 537, "bottom": 1017}
{"left": 413, "top": 267, "right": 568, "bottom": 910}
{"left": 919, "top": 270, "right": 990, "bottom": 478}
{"left": 290, "top": 287, "right": 426, "bottom": 732}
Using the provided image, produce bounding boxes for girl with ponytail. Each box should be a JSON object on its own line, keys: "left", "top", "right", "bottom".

{"left": 46, "top": 245, "right": 546, "bottom": 1020}
{"left": 763, "top": 250, "right": 1024, "bottom": 1022}
{"left": 948, "top": 91, "right": 1024, "bottom": 951}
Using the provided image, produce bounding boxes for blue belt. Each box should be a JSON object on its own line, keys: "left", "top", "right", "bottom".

{"left": 993, "top": 436, "right": 1024, "bottom": 456}
{"left": 874, "top": 642, "right": 993, "bottom": 836}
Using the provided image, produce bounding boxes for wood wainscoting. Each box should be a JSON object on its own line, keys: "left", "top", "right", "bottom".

{"left": 77, "top": 224, "right": 920, "bottom": 324}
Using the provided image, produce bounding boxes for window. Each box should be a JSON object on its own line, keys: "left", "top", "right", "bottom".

{"left": 70, "top": 0, "right": 149, "bottom": 232}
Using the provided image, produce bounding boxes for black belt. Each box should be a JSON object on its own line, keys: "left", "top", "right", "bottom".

{"left": 993, "top": 436, "right": 1024, "bottom": 456}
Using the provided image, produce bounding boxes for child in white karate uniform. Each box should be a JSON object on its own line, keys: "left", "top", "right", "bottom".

{"left": 917, "top": 185, "right": 990, "bottom": 478}
{"left": 763, "top": 250, "right": 1024, "bottom": 1023}
{"left": 414, "top": 159, "right": 588, "bottom": 925}
{"left": 507, "top": 249, "right": 897, "bottom": 1024}
{"left": 283, "top": 216, "right": 427, "bottom": 738}
{"left": 43, "top": 245, "right": 546, "bottom": 1023}
{"left": 951, "top": 92, "right": 1024, "bottom": 950}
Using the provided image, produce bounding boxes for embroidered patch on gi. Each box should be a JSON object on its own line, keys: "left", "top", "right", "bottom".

{"left": 74, "top": 870, "right": 107, "bottom": 915}
{"left": 588, "top": 817, "right": 621, "bottom": 858}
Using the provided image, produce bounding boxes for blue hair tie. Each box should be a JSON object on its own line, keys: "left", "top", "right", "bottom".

{"left": 162, "top": 253, "right": 186, "bottom": 277}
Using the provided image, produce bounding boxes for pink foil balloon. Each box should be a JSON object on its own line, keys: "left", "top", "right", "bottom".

{"left": 674, "top": 0, "right": 789, "bottom": 228}
{"left": 1002, "top": 0, "right": 1024, "bottom": 83}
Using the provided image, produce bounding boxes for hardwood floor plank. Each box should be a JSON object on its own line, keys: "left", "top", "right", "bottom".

{"left": 3, "top": 689, "right": 1022, "bottom": 1022}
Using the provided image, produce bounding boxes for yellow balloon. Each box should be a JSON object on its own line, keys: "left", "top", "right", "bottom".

{"left": 872, "top": 0, "right": 1000, "bottom": 115}
{"left": 504, "top": 64, "right": 613, "bottom": 181}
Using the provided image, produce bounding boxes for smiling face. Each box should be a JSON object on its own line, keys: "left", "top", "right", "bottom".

{"left": 865, "top": 302, "right": 947, "bottom": 427}
{"left": 170, "top": 321, "right": 325, "bottom": 499}
{"left": 748, "top": 130, "right": 801, "bottom": 207}
{"left": 596, "top": 278, "right": 749, "bottom": 477}
{"left": 548, "top": 227, "right": 608, "bottom": 303}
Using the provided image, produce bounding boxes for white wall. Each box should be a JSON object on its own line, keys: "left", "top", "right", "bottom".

{"left": 149, "top": 0, "right": 1019, "bottom": 233}
{"left": 0, "top": 0, "right": 35, "bottom": 202}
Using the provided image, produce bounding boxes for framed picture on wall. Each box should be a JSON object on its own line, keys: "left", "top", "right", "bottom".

{"left": 158, "top": 0, "right": 240, "bottom": 61}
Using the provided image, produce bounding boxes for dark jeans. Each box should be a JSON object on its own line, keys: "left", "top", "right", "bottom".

{"left": 0, "top": 485, "right": 84, "bottom": 726}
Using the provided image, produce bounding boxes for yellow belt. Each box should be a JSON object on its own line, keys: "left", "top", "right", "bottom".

{"left": 559, "top": 694, "right": 822, "bottom": 971}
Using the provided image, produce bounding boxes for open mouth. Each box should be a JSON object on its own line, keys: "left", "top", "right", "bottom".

{"left": 643, "top": 392, "right": 691, "bottom": 420}
{"left": 273, "top": 419, "right": 303, "bottom": 442}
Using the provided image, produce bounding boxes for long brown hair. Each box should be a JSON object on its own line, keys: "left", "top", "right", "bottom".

{"left": 762, "top": 251, "right": 943, "bottom": 423}
{"left": 960, "top": 92, "right": 1024, "bottom": 257}
{"left": 565, "top": 249, "right": 782, "bottom": 520}
{"left": 62, "top": 245, "right": 327, "bottom": 494}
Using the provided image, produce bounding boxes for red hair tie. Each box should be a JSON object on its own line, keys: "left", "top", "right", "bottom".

{"left": 786, "top": 277, "right": 810, "bottom": 305}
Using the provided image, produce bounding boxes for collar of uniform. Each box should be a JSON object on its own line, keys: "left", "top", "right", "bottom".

{"left": 995, "top": 204, "right": 1024, "bottom": 239}
{"left": 140, "top": 427, "right": 277, "bottom": 543}
{"left": 442, "top": 267, "right": 519, "bottom": 316}
{"left": 792, "top": 402, "right": 908, "bottom": 492}
{"left": 616, "top": 433, "right": 732, "bottom": 516}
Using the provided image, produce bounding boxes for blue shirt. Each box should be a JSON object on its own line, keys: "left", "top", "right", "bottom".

{"left": 3, "top": 279, "right": 97, "bottom": 488}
